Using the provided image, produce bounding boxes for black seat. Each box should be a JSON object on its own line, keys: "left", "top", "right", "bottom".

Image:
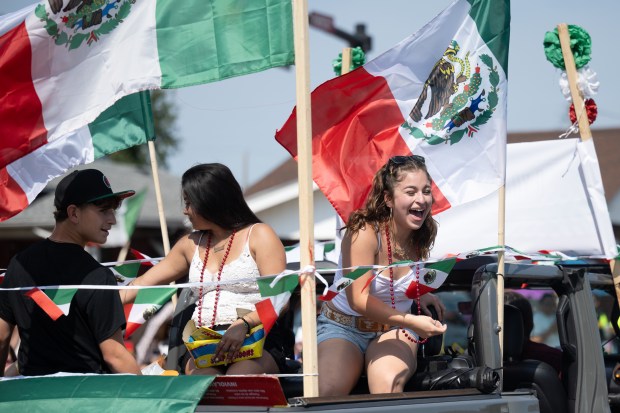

{"left": 165, "top": 287, "right": 199, "bottom": 371}
{"left": 502, "top": 304, "right": 568, "bottom": 413}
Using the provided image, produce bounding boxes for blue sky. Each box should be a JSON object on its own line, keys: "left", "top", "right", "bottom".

{"left": 4, "top": 1, "right": 619, "bottom": 188}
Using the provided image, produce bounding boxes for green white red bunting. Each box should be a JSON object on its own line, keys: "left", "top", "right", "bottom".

{"left": 125, "top": 287, "right": 176, "bottom": 339}
{"left": 319, "top": 258, "right": 457, "bottom": 302}
{"left": 255, "top": 272, "right": 299, "bottom": 334}
{"left": 25, "top": 287, "right": 77, "bottom": 321}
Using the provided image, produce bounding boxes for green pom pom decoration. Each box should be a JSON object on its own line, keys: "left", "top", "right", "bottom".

{"left": 332, "top": 46, "right": 366, "bottom": 76}
{"left": 543, "top": 24, "right": 592, "bottom": 69}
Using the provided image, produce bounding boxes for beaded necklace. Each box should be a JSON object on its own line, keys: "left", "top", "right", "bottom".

{"left": 384, "top": 224, "right": 427, "bottom": 344}
{"left": 197, "top": 229, "right": 236, "bottom": 328}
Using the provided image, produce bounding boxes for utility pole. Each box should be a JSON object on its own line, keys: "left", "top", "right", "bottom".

{"left": 308, "top": 12, "right": 372, "bottom": 53}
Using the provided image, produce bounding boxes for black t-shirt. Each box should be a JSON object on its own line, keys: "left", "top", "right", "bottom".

{"left": 0, "top": 239, "right": 126, "bottom": 376}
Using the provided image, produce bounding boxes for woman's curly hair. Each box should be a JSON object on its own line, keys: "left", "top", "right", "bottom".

{"left": 345, "top": 156, "right": 438, "bottom": 260}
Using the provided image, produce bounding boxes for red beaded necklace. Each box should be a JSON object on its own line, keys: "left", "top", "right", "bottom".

{"left": 384, "top": 224, "right": 427, "bottom": 344}
{"left": 197, "top": 229, "right": 236, "bottom": 328}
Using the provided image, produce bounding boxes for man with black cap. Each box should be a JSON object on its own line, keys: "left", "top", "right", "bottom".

{"left": 0, "top": 169, "right": 141, "bottom": 376}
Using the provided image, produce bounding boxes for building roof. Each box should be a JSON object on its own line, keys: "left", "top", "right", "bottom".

{"left": 0, "top": 158, "right": 186, "bottom": 230}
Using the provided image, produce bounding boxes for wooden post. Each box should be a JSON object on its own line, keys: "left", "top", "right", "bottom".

{"left": 341, "top": 47, "right": 352, "bottom": 76}
{"left": 292, "top": 0, "right": 318, "bottom": 397}
{"left": 497, "top": 185, "right": 505, "bottom": 357}
{"left": 558, "top": 23, "right": 620, "bottom": 312}
{"left": 557, "top": 24, "right": 592, "bottom": 141}
{"left": 147, "top": 140, "right": 175, "bottom": 306}
{"left": 147, "top": 140, "right": 171, "bottom": 256}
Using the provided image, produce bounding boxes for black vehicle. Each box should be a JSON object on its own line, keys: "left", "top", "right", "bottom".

{"left": 162, "top": 256, "right": 618, "bottom": 412}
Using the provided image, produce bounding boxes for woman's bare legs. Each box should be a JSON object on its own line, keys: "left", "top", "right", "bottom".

{"left": 365, "top": 329, "right": 418, "bottom": 394}
{"left": 318, "top": 338, "right": 364, "bottom": 396}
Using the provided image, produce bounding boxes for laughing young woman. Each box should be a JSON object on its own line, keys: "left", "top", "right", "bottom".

{"left": 317, "top": 155, "right": 447, "bottom": 396}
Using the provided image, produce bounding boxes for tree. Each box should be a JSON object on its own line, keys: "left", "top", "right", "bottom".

{"left": 109, "top": 90, "right": 179, "bottom": 169}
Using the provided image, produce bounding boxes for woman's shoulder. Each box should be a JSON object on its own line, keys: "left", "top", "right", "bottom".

{"left": 347, "top": 221, "right": 380, "bottom": 241}
{"left": 246, "top": 222, "right": 277, "bottom": 240}
{"left": 171, "top": 230, "right": 203, "bottom": 255}
{"left": 343, "top": 221, "right": 380, "bottom": 252}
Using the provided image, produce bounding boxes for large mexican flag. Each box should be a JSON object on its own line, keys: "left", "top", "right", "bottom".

{"left": 276, "top": 0, "right": 510, "bottom": 222}
{"left": 0, "top": 0, "right": 294, "bottom": 169}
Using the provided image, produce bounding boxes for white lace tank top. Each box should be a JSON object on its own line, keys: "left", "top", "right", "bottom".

{"left": 188, "top": 226, "right": 262, "bottom": 326}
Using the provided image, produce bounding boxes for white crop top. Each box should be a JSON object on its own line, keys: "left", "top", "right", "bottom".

{"left": 188, "top": 226, "right": 262, "bottom": 327}
{"left": 330, "top": 228, "right": 414, "bottom": 316}
{"left": 330, "top": 267, "right": 415, "bottom": 316}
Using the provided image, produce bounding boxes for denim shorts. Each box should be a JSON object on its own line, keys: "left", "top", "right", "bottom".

{"left": 316, "top": 314, "right": 379, "bottom": 353}
{"left": 316, "top": 314, "right": 421, "bottom": 354}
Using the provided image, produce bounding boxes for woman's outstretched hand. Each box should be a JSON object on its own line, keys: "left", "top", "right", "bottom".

{"left": 406, "top": 313, "right": 447, "bottom": 339}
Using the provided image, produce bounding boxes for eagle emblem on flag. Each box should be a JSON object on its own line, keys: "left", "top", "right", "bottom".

{"left": 402, "top": 40, "right": 500, "bottom": 146}
{"left": 37, "top": 0, "right": 134, "bottom": 50}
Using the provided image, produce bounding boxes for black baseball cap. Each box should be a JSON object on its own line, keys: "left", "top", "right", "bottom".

{"left": 54, "top": 169, "right": 135, "bottom": 211}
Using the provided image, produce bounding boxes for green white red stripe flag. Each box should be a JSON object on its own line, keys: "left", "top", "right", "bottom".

{"left": 25, "top": 287, "right": 77, "bottom": 321}
{"left": 0, "top": 91, "right": 154, "bottom": 222}
{"left": 0, "top": 0, "right": 294, "bottom": 171}
{"left": 255, "top": 272, "right": 299, "bottom": 334}
{"left": 125, "top": 287, "right": 176, "bottom": 339}
{"left": 276, "top": 0, "right": 510, "bottom": 222}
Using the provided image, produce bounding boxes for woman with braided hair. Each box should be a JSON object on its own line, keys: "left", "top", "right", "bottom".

{"left": 317, "top": 155, "right": 447, "bottom": 396}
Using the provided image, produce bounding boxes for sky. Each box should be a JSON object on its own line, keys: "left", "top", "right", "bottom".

{"left": 3, "top": 0, "right": 620, "bottom": 189}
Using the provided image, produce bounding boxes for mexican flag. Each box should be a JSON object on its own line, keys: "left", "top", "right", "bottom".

{"left": 104, "top": 188, "right": 148, "bottom": 248}
{"left": 0, "top": 92, "right": 154, "bottom": 222}
{"left": 125, "top": 287, "right": 176, "bottom": 339}
{"left": 276, "top": 0, "right": 510, "bottom": 222}
{"left": 25, "top": 287, "right": 77, "bottom": 321}
{"left": 255, "top": 273, "right": 298, "bottom": 335}
{"left": 0, "top": 0, "right": 294, "bottom": 167}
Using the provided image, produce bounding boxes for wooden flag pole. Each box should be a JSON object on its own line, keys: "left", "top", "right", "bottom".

{"left": 497, "top": 185, "right": 506, "bottom": 362}
{"left": 557, "top": 24, "right": 620, "bottom": 308}
{"left": 116, "top": 241, "right": 131, "bottom": 263}
{"left": 557, "top": 24, "right": 592, "bottom": 142}
{"left": 341, "top": 47, "right": 352, "bottom": 76}
{"left": 292, "top": 0, "right": 318, "bottom": 397}
{"left": 147, "top": 140, "right": 171, "bottom": 256}
{"left": 147, "top": 140, "right": 176, "bottom": 306}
